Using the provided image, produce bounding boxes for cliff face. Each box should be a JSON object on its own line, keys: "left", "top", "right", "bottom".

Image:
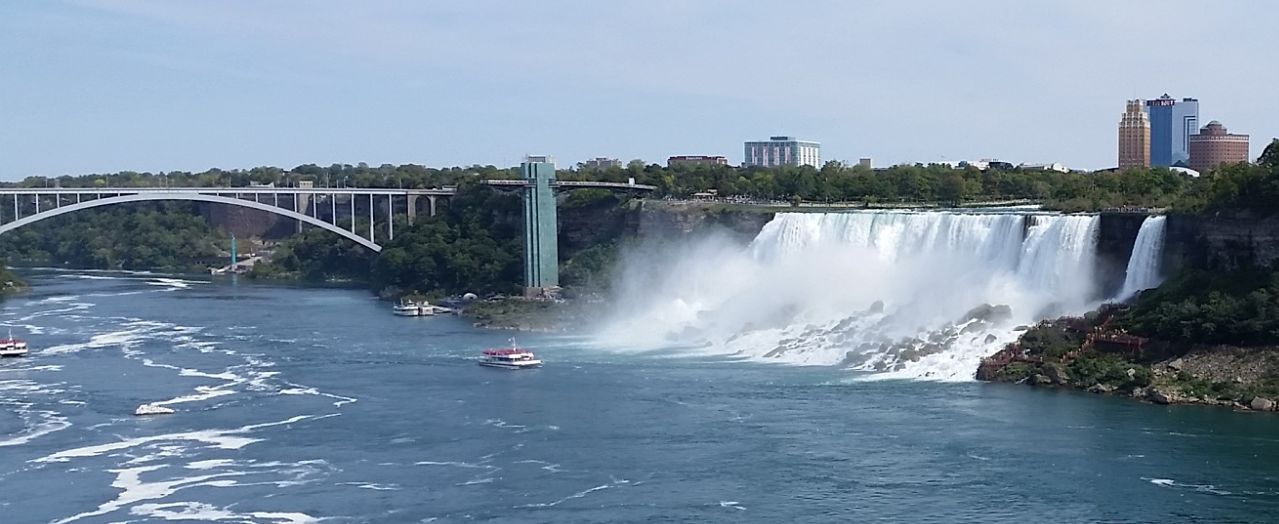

{"left": 1164, "top": 212, "right": 1279, "bottom": 272}
{"left": 630, "top": 201, "right": 775, "bottom": 242}
{"left": 1096, "top": 213, "right": 1147, "bottom": 297}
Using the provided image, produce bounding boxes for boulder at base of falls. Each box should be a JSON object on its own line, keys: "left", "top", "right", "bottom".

{"left": 1147, "top": 388, "right": 1177, "bottom": 405}
{"left": 1043, "top": 363, "right": 1070, "bottom": 385}
{"left": 961, "top": 304, "right": 1013, "bottom": 324}
{"left": 1249, "top": 397, "right": 1276, "bottom": 411}
{"left": 1087, "top": 383, "right": 1116, "bottom": 394}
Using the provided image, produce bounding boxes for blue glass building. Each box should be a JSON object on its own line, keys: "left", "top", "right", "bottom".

{"left": 1146, "top": 94, "right": 1199, "bottom": 167}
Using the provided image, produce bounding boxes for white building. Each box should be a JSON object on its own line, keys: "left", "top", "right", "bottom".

{"left": 743, "top": 136, "right": 821, "bottom": 168}
{"left": 1018, "top": 162, "right": 1070, "bottom": 173}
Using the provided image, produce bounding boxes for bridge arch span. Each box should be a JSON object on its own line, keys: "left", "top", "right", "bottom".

{"left": 0, "top": 193, "right": 382, "bottom": 252}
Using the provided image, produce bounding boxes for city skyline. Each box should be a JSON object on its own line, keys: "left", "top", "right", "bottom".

{"left": 2, "top": 1, "right": 1276, "bottom": 179}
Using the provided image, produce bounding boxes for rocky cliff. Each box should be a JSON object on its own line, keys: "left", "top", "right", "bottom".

{"left": 629, "top": 201, "right": 775, "bottom": 242}
{"left": 1164, "top": 212, "right": 1279, "bottom": 273}
{"left": 1096, "top": 213, "right": 1147, "bottom": 297}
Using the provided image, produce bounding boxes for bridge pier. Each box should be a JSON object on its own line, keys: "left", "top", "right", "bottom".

{"left": 295, "top": 181, "right": 314, "bottom": 234}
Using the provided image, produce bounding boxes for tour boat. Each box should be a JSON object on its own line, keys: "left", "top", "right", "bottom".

{"left": 478, "top": 341, "right": 542, "bottom": 369}
{"left": 0, "top": 331, "right": 28, "bottom": 358}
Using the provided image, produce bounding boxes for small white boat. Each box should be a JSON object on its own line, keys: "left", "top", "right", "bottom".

{"left": 393, "top": 301, "right": 423, "bottom": 317}
{"left": 134, "top": 403, "right": 175, "bottom": 416}
{"left": 478, "top": 340, "right": 542, "bottom": 370}
{"left": 0, "top": 331, "right": 28, "bottom": 358}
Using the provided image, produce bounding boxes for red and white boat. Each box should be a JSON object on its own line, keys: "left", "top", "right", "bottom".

{"left": 478, "top": 341, "right": 542, "bottom": 369}
{"left": 0, "top": 331, "right": 28, "bottom": 358}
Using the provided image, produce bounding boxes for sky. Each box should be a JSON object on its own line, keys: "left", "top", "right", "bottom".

{"left": 1, "top": 0, "right": 1276, "bottom": 179}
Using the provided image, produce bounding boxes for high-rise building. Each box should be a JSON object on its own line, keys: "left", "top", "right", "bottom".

{"left": 1146, "top": 94, "right": 1199, "bottom": 167}
{"left": 1188, "top": 121, "right": 1250, "bottom": 174}
{"left": 667, "top": 155, "right": 729, "bottom": 168}
{"left": 1118, "top": 100, "right": 1151, "bottom": 170}
{"left": 743, "top": 136, "right": 821, "bottom": 168}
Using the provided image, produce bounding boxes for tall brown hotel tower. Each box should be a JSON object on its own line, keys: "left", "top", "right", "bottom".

{"left": 1118, "top": 99, "right": 1151, "bottom": 169}
{"left": 1188, "top": 121, "right": 1250, "bottom": 174}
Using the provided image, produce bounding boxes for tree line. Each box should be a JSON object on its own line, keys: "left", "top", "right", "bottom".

{"left": 7, "top": 139, "right": 1274, "bottom": 212}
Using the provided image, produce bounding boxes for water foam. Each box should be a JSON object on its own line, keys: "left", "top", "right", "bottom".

{"left": 598, "top": 211, "right": 1103, "bottom": 380}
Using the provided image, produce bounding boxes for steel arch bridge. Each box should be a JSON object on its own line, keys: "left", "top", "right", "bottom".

{"left": 0, "top": 179, "right": 657, "bottom": 282}
{"left": 0, "top": 187, "right": 457, "bottom": 252}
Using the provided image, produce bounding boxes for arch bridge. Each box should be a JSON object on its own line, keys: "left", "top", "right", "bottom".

{"left": 0, "top": 179, "right": 655, "bottom": 256}
{"left": 0, "top": 187, "right": 457, "bottom": 252}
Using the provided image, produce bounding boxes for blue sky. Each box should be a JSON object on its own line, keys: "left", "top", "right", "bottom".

{"left": 1, "top": 0, "right": 1275, "bottom": 179}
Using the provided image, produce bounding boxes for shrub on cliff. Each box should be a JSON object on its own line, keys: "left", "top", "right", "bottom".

{"left": 1018, "top": 320, "right": 1087, "bottom": 360}
{"left": 1119, "top": 269, "right": 1279, "bottom": 346}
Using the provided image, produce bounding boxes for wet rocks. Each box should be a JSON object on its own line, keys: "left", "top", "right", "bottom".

{"left": 1087, "top": 383, "right": 1116, "bottom": 394}
{"left": 1249, "top": 397, "right": 1276, "bottom": 411}
{"left": 961, "top": 304, "right": 1013, "bottom": 324}
{"left": 1147, "top": 388, "right": 1176, "bottom": 405}
{"left": 1043, "top": 363, "right": 1070, "bottom": 385}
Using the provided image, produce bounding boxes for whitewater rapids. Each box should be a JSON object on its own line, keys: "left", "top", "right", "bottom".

{"left": 597, "top": 211, "right": 1111, "bottom": 381}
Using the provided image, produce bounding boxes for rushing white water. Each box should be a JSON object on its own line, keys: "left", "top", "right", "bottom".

{"left": 1117, "top": 216, "right": 1168, "bottom": 301}
{"left": 598, "top": 211, "right": 1103, "bottom": 381}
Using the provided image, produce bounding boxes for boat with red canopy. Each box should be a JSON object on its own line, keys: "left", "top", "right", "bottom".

{"left": 0, "top": 331, "right": 28, "bottom": 358}
{"left": 478, "top": 340, "right": 542, "bottom": 369}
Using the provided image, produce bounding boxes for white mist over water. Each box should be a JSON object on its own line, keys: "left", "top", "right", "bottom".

{"left": 1118, "top": 216, "right": 1168, "bottom": 302}
{"left": 597, "top": 211, "right": 1103, "bottom": 381}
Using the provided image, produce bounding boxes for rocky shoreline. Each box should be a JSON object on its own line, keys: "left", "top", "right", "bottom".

{"left": 977, "top": 317, "right": 1279, "bottom": 413}
{"left": 460, "top": 297, "right": 585, "bottom": 333}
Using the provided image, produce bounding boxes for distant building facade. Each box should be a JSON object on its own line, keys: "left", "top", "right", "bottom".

{"left": 743, "top": 136, "right": 821, "bottom": 168}
{"left": 857, "top": 158, "right": 873, "bottom": 169}
{"left": 1018, "top": 162, "right": 1070, "bottom": 173}
{"left": 1188, "top": 121, "right": 1249, "bottom": 174}
{"left": 667, "top": 155, "right": 729, "bottom": 168}
{"left": 1146, "top": 94, "right": 1199, "bottom": 167}
{"left": 1118, "top": 99, "right": 1151, "bottom": 169}
{"left": 582, "top": 157, "right": 622, "bottom": 169}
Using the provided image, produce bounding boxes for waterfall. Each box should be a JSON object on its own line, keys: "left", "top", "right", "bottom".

{"left": 1117, "top": 216, "right": 1168, "bottom": 301}
{"left": 597, "top": 211, "right": 1103, "bottom": 381}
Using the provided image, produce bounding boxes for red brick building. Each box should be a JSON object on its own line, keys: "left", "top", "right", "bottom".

{"left": 667, "top": 155, "right": 729, "bottom": 168}
{"left": 1188, "top": 121, "right": 1249, "bottom": 174}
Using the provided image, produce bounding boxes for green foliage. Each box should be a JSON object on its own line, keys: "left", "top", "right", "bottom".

{"left": 0, "top": 265, "right": 25, "bottom": 297}
{"left": 369, "top": 185, "right": 524, "bottom": 296}
{"left": 993, "top": 362, "right": 1037, "bottom": 382}
{"left": 1018, "top": 321, "right": 1086, "bottom": 361}
{"left": 1119, "top": 269, "right": 1279, "bottom": 346}
{"left": 0, "top": 203, "right": 226, "bottom": 273}
{"left": 1067, "top": 353, "right": 1150, "bottom": 389}
{"left": 559, "top": 242, "right": 617, "bottom": 292}
{"left": 250, "top": 229, "right": 374, "bottom": 282}
{"left": 562, "top": 188, "right": 619, "bottom": 210}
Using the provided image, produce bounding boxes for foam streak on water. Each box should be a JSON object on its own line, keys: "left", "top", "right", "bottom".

{"left": 1118, "top": 215, "right": 1168, "bottom": 301}
{"left": 599, "top": 211, "right": 1102, "bottom": 380}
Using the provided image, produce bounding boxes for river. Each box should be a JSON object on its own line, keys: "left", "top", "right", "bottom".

{"left": 1, "top": 270, "right": 1277, "bottom": 523}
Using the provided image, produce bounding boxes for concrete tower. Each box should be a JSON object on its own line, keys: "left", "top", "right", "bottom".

{"left": 522, "top": 156, "right": 559, "bottom": 298}
{"left": 1118, "top": 100, "right": 1151, "bottom": 170}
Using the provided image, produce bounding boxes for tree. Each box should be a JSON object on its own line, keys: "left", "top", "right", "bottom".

{"left": 1259, "top": 138, "right": 1279, "bottom": 170}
